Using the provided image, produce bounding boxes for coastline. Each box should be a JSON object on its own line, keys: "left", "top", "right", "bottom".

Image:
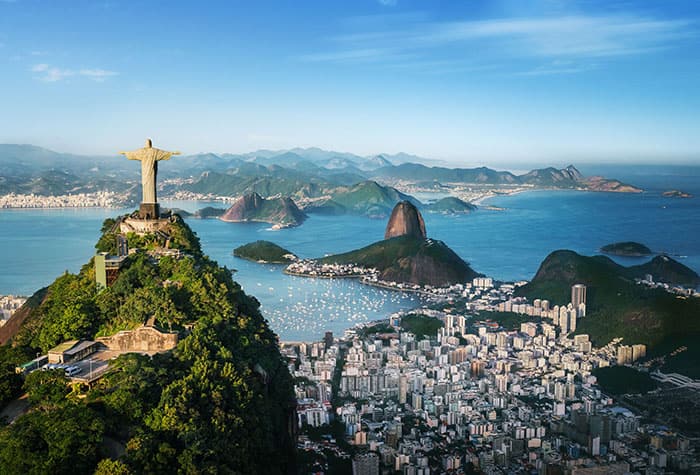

{"left": 219, "top": 217, "right": 301, "bottom": 229}
{"left": 283, "top": 270, "right": 364, "bottom": 279}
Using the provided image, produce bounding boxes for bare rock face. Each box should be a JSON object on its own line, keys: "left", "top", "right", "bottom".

{"left": 220, "top": 192, "right": 306, "bottom": 227}
{"left": 384, "top": 201, "right": 427, "bottom": 240}
{"left": 221, "top": 192, "right": 264, "bottom": 221}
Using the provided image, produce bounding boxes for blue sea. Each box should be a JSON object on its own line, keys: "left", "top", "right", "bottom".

{"left": 1, "top": 164, "right": 698, "bottom": 340}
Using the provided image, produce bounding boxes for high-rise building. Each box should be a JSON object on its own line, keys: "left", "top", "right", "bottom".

{"left": 352, "top": 452, "right": 379, "bottom": 475}
{"left": 572, "top": 284, "right": 587, "bottom": 308}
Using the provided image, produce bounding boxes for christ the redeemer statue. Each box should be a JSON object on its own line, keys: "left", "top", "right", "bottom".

{"left": 120, "top": 139, "right": 180, "bottom": 219}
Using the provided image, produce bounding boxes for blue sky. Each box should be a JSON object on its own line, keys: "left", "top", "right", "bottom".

{"left": 0, "top": 0, "right": 698, "bottom": 165}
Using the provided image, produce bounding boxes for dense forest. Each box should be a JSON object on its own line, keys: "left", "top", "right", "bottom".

{"left": 0, "top": 215, "right": 296, "bottom": 474}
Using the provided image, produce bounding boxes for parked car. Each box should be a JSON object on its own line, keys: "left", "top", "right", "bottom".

{"left": 64, "top": 366, "right": 82, "bottom": 376}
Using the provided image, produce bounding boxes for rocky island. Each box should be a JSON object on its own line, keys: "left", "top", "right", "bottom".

{"left": 663, "top": 189, "right": 693, "bottom": 198}
{"left": 423, "top": 196, "right": 477, "bottom": 214}
{"left": 220, "top": 192, "right": 307, "bottom": 228}
{"left": 600, "top": 241, "right": 653, "bottom": 257}
{"left": 584, "top": 176, "right": 643, "bottom": 193}
{"left": 233, "top": 240, "right": 297, "bottom": 264}
{"left": 193, "top": 206, "right": 227, "bottom": 218}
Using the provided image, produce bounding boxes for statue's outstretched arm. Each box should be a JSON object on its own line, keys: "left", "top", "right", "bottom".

{"left": 119, "top": 152, "right": 141, "bottom": 161}
{"left": 156, "top": 151, "right": 181, "bottom": 161}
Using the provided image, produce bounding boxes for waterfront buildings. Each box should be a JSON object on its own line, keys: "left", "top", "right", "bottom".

{"left": 286, "top": 276, "right": 695, "bottom": 473}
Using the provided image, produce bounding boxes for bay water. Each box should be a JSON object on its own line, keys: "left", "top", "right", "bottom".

{"left": 1, "top": 165, "right": 698, "bottom": 340}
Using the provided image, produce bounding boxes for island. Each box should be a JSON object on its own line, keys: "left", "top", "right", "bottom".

{"left": 194, "top": 206, "right": 227, "bottom": 218}
{"left": 220, "top": 192, "right": 307, "bottom": 228}
{"left": 584, "top": 176, "right": 643, "bottom": 193}
{"left": 233, "top": 240, "right": 297, "bottom": 264}
{"left": 423, "top": 196, "right": 477, "bottom": 214}
{"left": 663, "top": 190, "right": 693, "bottom": 198}
{"left": 600, "top": 241, "right": 653, "bottom": 257}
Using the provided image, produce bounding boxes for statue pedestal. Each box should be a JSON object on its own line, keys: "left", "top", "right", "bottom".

{"left": 139, "top": 203, "right": 160, "bottom": 220}
{"left": 120, "top": 206, "right": 172, "bottom": 235}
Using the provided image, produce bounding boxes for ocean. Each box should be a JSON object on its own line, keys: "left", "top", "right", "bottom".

{"left": 1, "top": 164, "right": 698, "bottom": 340}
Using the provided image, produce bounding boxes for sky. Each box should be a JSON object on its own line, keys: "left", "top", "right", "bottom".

{"left": 0, "top": 0, "right": 699, "bottom": 165}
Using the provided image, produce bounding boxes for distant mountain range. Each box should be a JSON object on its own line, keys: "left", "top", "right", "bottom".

{"left": 0, "top": 144, "right": 641, "bottom": 206}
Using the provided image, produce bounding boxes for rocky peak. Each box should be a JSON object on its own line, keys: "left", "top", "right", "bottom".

{"left": 385, "top": 200, "right": 427, "bottom": 240}
{"left": 564, "top": 165, "right": 584, "bottom": 181}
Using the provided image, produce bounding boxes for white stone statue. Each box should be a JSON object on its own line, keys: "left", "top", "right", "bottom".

{"left": 120, "top": 139, "right": 180, "bottom": 204}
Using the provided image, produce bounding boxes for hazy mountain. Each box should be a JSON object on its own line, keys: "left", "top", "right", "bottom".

{"left": 372, "top": 163, "right": 519, "bottom": 184}
{"left": 0, "top": 144, "right": 641, "bottom": 198}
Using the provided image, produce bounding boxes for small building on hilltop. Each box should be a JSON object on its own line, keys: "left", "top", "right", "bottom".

{"left": 95, "top": 252, "right": 127, "bottom": 289}
{"left": 48, "top": 339, "right": 100, "bottom": 364}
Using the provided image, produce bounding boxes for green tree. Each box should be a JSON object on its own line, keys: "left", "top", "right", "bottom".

{"left": 24, "top": 369, "right": 69, "bottom": 407}
{"left": 0, "top": 405, "right": 105, "bottom": 475}
{"left": 94, "top": 459, "right": 132, "bottom": 475}
{"left": 0, "top": 346, "right": 30, "bottom": 409}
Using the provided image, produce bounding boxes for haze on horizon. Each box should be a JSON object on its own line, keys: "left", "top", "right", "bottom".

{"left": 0, "top": 0, "right": 698, "bottom": 165}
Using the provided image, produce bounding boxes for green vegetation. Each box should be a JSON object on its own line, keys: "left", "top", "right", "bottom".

{"left": 0, "top": 346, "right": 30, "bottom": 410}
{"left": 319, "top": 235, "right": 479, "bottom": 286}
{"left": 193, "top": 206, "right": 226, "bottom": 218}
{"left": 328, "top": 180, "right": 418, "bottom": 217}
{"left": 0, "top": 216, "right": 295, "bottom": 474}
{"left": 95, "top": 214, "right": 202, "bottom": 258}
{"left": 477, "top": 311, "right": 539, "bottom": 331}
{"left": 592, "top": 366, "right": 658, "bottom": 395}
{"left": 359, "top": 323, "right": 396, "bottom": 337}
{"left": 517, "top": 250, "right": 700, "bottom": 363}
{"left": 646, "top": 333, "right": 700, "bottom": 378}
{"left": 233, "top": 240, "right": 297, "bottom": 263}
{"left": 400, "top": 314, "right": 443, "bottom": 338}
{"left": 424, "top": 196, "right": 476, "bottom": 214}
{"left": 600, "top": 241, "right": 652, "bottom": 257}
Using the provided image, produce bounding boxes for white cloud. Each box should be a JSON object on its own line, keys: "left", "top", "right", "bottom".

{"left": 31, "top": 63, "right": 118, "bottom": 82}
{"left": 425, "top": 15, "right": 694, "bottom": 58}
{"left": 378, "top": 0, "right": 397, "bottom": 6}
{"left": 302, "top": 12, "right": 696, "bottom": 72}
{"left": 300, "top": 48, "right": 409, "bottom": 63}
{"left": 31, "top": 64, "right": 74, "bottom": 82}
{"left": 79, "top": 68, "right": 118, "bottom": 81}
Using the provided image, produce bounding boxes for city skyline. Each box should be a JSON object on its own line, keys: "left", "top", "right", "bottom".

{"left": 1, "top": 0, "right": 699, "bottom": 164}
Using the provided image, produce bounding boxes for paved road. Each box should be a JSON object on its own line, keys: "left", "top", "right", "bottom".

{"left": 0, "top": 393, "right": 29, "bottom": 424}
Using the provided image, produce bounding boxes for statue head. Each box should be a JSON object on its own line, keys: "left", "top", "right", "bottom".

{"left": 145, "top": 138, "right": 153, "bottom": 148}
